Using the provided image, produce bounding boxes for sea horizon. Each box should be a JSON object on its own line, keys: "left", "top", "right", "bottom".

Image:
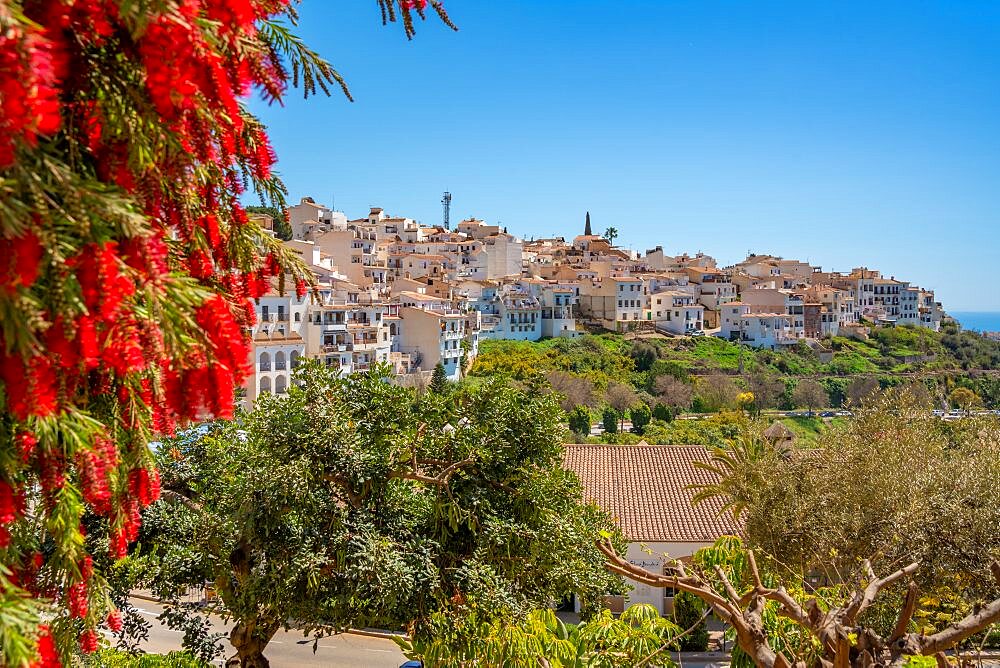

{"left": 950, "top": 311, "right": 1000, "bottom": 333}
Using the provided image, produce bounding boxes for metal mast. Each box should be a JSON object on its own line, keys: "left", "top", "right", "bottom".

{"left": 442, "top": 191, "right": 452, "bottom": 230}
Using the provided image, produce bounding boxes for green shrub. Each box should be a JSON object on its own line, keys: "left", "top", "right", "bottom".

{"left": 87, "top": 650, "right": 208, "bottom": 668}
{"left": 652, "top": 402, "right": 674, "bottom": 422}
{"left": 630, "top": 404, "right": 651, "bottom": 435}
{"left": 602, "top": 407, "right": 618, "bottom": 434}
{"left": 672, "top": 591, "right": 709, "bottom": 651}
{"left": 568, "top": 405, "right": 592, "bottom": 439}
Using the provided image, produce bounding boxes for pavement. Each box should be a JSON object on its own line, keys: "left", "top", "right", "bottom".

{"left": 126, "top": 597, "right": 407, "bottom": 667}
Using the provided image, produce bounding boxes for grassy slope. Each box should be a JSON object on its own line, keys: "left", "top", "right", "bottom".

{"left": 473, "top": 323, "right": 1000, "bottom": 380}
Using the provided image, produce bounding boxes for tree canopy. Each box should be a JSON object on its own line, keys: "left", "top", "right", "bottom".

{"left": 692, "top": 390, "right": 1000, "bottom": 603}
{"left": 142, "top": 362, "right": 624, "bottom": 666}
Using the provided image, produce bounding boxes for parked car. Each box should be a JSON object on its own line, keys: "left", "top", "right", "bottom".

{"left": 690, "top": 329, "right": 706, "bottom": 337}
{"left": 400, "top": 662, "right": 422, "bottom": 668}
{"left": 785, "top": 411, "right": 800, "bottom": 417}
{"left": 819, "top": 411, "right": 836, "bottom": 417}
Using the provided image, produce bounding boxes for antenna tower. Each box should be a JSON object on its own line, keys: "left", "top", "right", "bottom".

{"left": 442, "top": 191, "right": 452, "bottom": 230}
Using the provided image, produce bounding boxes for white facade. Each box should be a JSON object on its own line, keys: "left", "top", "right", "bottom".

{"left": 651, "top": 291, "right": 705, "bottom": 335}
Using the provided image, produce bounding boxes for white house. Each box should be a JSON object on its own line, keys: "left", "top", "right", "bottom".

{"left": 650, "top": 290, "right": 705, "bottom": 335}
{"left": 562, "top": 444, "right": 738, "bottom": 616}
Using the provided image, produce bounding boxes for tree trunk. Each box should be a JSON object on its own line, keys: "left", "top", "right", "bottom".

{"left": 227, "top": 620, "right": 278, "bottom": 668}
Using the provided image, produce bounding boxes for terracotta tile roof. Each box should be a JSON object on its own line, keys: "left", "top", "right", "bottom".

{"left": 562, "top": 444, "right": 739, "bottom": 543}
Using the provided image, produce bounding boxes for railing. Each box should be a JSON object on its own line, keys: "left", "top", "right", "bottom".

{"left": 259, "top": 362, "right": 271, "bottom": 371}
{"left": 275, "top": 361, "right": 286, "bottom": 370}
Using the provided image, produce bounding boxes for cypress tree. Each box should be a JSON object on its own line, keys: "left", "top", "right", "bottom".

{"left": 584, "top": 211, "right": 592, "bottom": 236}
{"left": 430, "top": 362, "right": 449, "bottom": 393}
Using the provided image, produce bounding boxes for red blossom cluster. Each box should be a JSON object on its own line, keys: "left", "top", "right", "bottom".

{"left": 106, "top": 609, "right": 123, "bottom": 634}
{"left": 0, "top": 0, "right": 314, "bottom": 662}
{"left": 31, "top": 626, "right": 59, "bottom": 668}
{"left": 0, "top": 18, "right": 62, "bottom": 167}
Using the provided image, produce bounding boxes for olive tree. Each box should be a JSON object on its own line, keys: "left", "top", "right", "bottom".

{"left": 690, "top": 390, "right": 1000, "bottom": 600}
{"left": 598, "top": 537, "right": 1000, "bottom": 668}
{"left": 791, "top": 379, "right": 828, "bottom": 413}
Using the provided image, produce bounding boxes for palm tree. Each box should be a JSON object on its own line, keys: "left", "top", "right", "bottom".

{"left": 689, "top": 429, "right": 772, "bottom": 521}
{"left": 604, "top": 227, "right": 618, "bottom": 245}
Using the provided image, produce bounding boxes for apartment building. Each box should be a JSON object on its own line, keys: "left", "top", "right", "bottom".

{"left": 719, "top": 303, "right": 800, "bottom": 349}
{"left": 477, "top": 285, "right": 543, "bottom": 341}
{"left": 738, "top": 288, "right": 806, "bottom": 338}
{"left": 651, "top": 290, "right": 705, "bottom": 335}
{"left": 577, "top": 276, "right": 647, "bottom": 331}
{"left": 246, "top": 290, "right": 310, "bottom": 404}
{"left": 397, "top": 306, "right": 478, "bottom": 381}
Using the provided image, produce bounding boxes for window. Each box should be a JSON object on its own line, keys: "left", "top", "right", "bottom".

{"left": 294, "top": 312, "right": 300, "bottom": 322}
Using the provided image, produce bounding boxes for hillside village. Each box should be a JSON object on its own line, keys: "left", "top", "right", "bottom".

{"left": 246, "top": 195, "right": 947, "bottom": 404}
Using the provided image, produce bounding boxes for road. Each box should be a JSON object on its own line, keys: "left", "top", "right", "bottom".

{"left": 128, "top": 597, "right": 407, "bottom": 667}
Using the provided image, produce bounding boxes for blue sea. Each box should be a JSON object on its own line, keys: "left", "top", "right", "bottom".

{"left": 951, "top": 312, "right": 1000, "bottom": 333}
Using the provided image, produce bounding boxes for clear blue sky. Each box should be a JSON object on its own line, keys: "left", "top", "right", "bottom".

{"left": 248, "top": 1, "right": 1000, "bottom": 311}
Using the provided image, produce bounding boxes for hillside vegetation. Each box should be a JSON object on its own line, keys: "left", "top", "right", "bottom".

{"left": 469, "top": 323, "right": 1000, "bottom": 441}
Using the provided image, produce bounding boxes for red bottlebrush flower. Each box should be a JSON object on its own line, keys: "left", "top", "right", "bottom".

{"left": 119, "top": 234, "right": 169, "bottom": 279}
{"left": 129, "top": 468, "right": 161, "bottom": 507}
{"left": 17, "top": 431, "right": 38, "bottom": 463}
{"left": 263, "top": 252, "right": 281, "bottom": 277}
{"left": 73, "top": 242, "right": 134, "bottom": 322}
{"left": 124, "top": 501, "right": 142, "bottom": 542}
{"left": 0, "top": 479, "right": 26, "bottom": 524}
{"left": 0, "top": 353, "right": 59, "bottom": 420}
{"left": 100, "top": 318, "right": 148, "bottom": 376}
{"left": 0, "top": 231, "right": 44, "bottom": 294}
{"left": 232, "top": 204, "right": 249, "bottom": 226}
{"left": 251, "top": 271, "right": 271, "bottom": 298}
{"left": 38, "top": 449, "right": 66, "bottom": 495}
{"left": 79, "top": 628, "right": 99, "bottom": 654}
{"left": 67, "top": 581, "right": 88, "bottom": 618}
{"left": 295, "top": 278, "right": 307, "bottom": 299}
{"left": 45, "top": 316, "right": 79, "bottom": 370}
{"left": 107, "top": 608, "right": 123, "bottom": 633}
{"left": 77, "top": 436, "right": 118, "bottom": 516}
{"left": 81, "top": 555, "right": 94, "bottom": 581}
{"left": 0, "top": 526, "right": 10, "bottom": 549}
{"left": 109, "top": 528, "right": 127, "bottom": 560}
{"left": 189, "top": 248, "right": 214, "bottom": 279}
{"left": 77, "top": 315, "right": 100, "bottom": 368}
{"left": 31, "top": 625, "right": 60, "bottom": 668}
{"left": 0, "top": 24, "right": 64, "bottom": 168}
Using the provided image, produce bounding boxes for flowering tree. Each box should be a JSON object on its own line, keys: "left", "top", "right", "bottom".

{"left": 0, "top": 0, "right": 451, "bottom": 664}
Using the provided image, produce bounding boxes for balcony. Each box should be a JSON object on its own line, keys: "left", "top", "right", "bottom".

{"left": 352, "top": 338, "right": 380, "bottom": 351}
{"left": 323, "top": 344, "right": 348, "bottom": 353}
{"left": 259, "top": 362, "right": 271, "bottom": 371}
